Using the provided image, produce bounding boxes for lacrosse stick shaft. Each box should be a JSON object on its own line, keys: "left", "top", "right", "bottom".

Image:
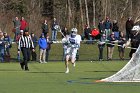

{"left": 59, "top": 29, "right": 66, "bottom": 38}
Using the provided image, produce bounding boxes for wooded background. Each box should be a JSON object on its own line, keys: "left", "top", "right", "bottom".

{"left": 0, "top": 0, "right": 140, "bottom": 37}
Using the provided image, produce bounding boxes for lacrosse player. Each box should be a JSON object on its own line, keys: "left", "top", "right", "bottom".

{"left": 62, "top": 28, "right": 81, "bottom": 73}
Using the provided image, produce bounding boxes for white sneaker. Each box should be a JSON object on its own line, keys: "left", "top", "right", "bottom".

{"left": 39, "top": 60, "right": 43, "bottom": 63}
{"left": 44, "top": 61, "right": 47, "bottom": 63}
{"left": 73, "top": 63, "right": 76, "bottom": 67}
{"left": 65, "top": 68, "right": 69, "bottom": 73}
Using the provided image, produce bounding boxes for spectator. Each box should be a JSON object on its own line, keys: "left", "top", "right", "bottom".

{"left": 20, "top": 17, "right": 28, "bottom": 32}
{"left": 46, "top": 35, "right": 53, "bottom": 62}
{"left": 61, "top": 27, "right": 69, "bottom": 38}
{"left": 0, "top": 31, "right": 5, "bottom": 62}
{"left": 42, "top": 19, "right": 49, "bottom": 37}
{"left": 13, "top": 17, "right": 20, "bottom": 42}
{"left": 98, "top": 34, "right": 106, "bottom": 61}
{"left": 82, "top": 25, "right": 92, "bottom": 44}
{"left": 3, "top": 32, "right": 12, "bottom": 62}
{"left": 16, "top": 30, "right": 24, "bottom": 62}
{"left": 98, "top": 19, "right": 105, "bottom": 35}
{"left": 125, "top": 17, "right": 134, "bottom": 40}
{"left": 51, "top": 17, "right": 59, "bottom": 41}
{"left": 107, "top": 32, "right": 116, "bottom": 60}
{"left": 31, "top": 33, "right": 38, "bottom": 48}
{"left": 118, "top": 32, "right": 126, "bottom": 60}
{"left": 16, "top": 30, "right": 24, "bottom": 42}
{"left": 3, "top": 32, "right": 12, "bottom": 56}
{"left": 104, "top": 17, "right": 112, "bottom": 40}
{"left": 18, "top": 30, "right": 35, "bottom": 71}
{"left": 31, "top": 33, "right": 38, "bottom": 61}
{"left": 91, "top": 26, "right": 100, "bottom": 40}
{"left": 112, "top": 20, "right": 119, "bottom": 40}
{"left": 38, "top": 33, "right": 47, "bottom": 63}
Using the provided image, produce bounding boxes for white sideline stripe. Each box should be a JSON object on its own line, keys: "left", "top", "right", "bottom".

{"left": 112, "top": 81, "right": 140, "bottom": 82}
{"left": 52, "top": 40, "right": 137, "bottom": 50}
{"left": 101, "top": 79, "right": 140, "bottom": 82}
{"left": 11, "top": 40, "right": 137, "bottom": 50}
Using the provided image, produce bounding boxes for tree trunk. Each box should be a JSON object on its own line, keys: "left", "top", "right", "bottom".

{"left": 85, "top": 0, "right": 90, "bottom": 27}
{"left": 130, "top": 0, "right": 133, "bottom": 17}
{"left": 105, "top": 0, "right": 107, "bottom": 18}
{"left": 68, "top": 0, "right": 72, "bottom": 28}
{"left": 79, "top": 0, "right": 84, "bottom": 31}
{"left": 93, "top": 0, "right": 96, "bottom": 26}
{"left": 115, "top": 0, "right": 118, "bottom": 20}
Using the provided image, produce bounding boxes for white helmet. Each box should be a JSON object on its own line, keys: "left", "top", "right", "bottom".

{"left": 132, "top": 25, "right": 140, "bottom": 31}
{"left": 71, "top": 28, "right": 78, "bottom": 33}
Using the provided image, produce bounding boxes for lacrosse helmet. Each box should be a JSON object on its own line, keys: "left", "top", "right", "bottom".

{"left": 71, "top": 28, "right": 78, "bottom": 37}
{"left": 71, "top": 28, "right": 78, "bottom": 33}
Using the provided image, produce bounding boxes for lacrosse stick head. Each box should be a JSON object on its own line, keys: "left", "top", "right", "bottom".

{"left": 131, "top": 25, "right": 140, "bottom": 35}
{"left": 132, "top": 25, "right": 140, "bottom": 31}
{"left": 54, "top": 25, "right": 61, "bottom": 32}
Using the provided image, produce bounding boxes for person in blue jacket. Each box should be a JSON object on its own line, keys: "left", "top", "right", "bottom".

{"left": 0, "top": 31, "right": 5, "bottom": 62}
{"left": 38, "top": 33, "right": 47, "bottom": 63}
{"left": 3, "top": 32, "right": 12, "bottom": 56}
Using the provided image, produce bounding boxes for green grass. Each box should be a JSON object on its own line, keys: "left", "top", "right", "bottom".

{"left": 10, "top": 43, "right": 131, "bottom": 61}
{"left": 0, "top": 61, "right": 140, "bottom": 93}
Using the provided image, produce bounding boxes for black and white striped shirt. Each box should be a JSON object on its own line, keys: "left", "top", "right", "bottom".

{"left": 18, "top": 35, "right": 34, "bottom": 50}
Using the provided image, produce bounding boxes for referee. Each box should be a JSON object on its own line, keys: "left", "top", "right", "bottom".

{"left": 18, "top": 30, "right": 34, "bottom": 71}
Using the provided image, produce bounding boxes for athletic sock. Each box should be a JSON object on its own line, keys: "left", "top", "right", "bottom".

{"left": 65, "top": 67, "right": 69, "bottom": 73}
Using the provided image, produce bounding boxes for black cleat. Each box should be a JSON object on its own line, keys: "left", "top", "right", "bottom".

{"left": 20, "top": 63, "right": 24, "bottom": 70}
{"left": 25, "top": 69, "right": 29, "bottom": 71}
{"left": 25, "top": 67, "right": 29, "bottom": 71}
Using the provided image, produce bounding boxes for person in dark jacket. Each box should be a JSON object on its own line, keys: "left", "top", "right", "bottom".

{"left": 98, "top": 34, "right": 106, "bottom": 61}
{"left": 46, "top": 35, "right": 53, "bottom": 62}
{"left": 107, "top": 32, "right": 116, "bottom": 60}
{"left": 98, "top": 19, "right": 105, "bottom": 35}
{"left": 13, "top": 17, "right": 20, "bottom": 42}
{"left": 118, "top": 32, "right": 126, "bottom": 60}
{"left": 0, "top": 31, "right": 5, "bottom": 62}
{"left": 42, "top": 19, "right": 49, "bottom": 37}
{"left": 3, "top": 32, "right": 12, "bottom": 56}
{"left": 51, "top": 18, "right": 59, "bottom": 41}
{"left": 82, "top": 25, "right": 92, "bottom": 44}
{"left": 61, "top": 27, "right": 69, "bottom": 38}
{"left": 112, "top": 20, "right": 119, "bottom": 32}
{"left": 112, "top": 20, "right": 119, "bottom": 40}
{"left": 125, "top": 17, "right": 134, "bottom": 40}
{"left": 3, "top": 32, "right": 12, "bottom": 62}
{"left": 83, "top": 25, "right": 91, "bottom": 40}
{"left": 31, "top": 33, "right": 38, "bottom": 61}
{"left": 104, "top": 17, "right": 112, "bottom": 40}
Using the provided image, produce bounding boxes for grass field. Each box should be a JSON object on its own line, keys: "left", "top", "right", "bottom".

{"left": 10, "top": 42, "right": 131, "bottom": 61}
{"left": 0, "top": 61, "right": 140, "bottom": 93}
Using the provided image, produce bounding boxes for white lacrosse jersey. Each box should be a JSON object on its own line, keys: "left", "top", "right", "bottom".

{"left": 67, "top": 34, "right": 81, "bottom": 48}
{"left": 64, "top": 34, "right": 81, "bottom": 59}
